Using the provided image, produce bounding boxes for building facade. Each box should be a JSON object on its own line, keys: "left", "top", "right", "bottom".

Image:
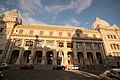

{"left": 0, "top": 10, "right": 120, "bottom": 68}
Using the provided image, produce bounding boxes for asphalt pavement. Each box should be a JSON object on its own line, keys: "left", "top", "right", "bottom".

{"left": 2, "top": 69, "right": 100, "bottom": 80}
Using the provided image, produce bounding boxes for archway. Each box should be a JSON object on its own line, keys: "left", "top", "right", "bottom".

{"left": 35, "top": 51, "right": 42, "bottom": 64}
{"left": 96, "top": 52, "right": 103, "bottom": 65}
{"left": 57, "top": 51, "right": 64, "bottom": 65}
{"left": 77, "top": 52, "right": 84, "bottom": 65}
{"left": 67, "top": 52, "right": 74, "bottom": 65}
{"left": 9, "top": 50, "right": 19, "bottom": 64}
{"left": 23, "top": 50, "right": 31, "bottom": 64}
{"left": 46, "top": 51, "right": 53, "bottom": 65}
{"left": 87, "top": 52, "right": 93, "bottom": 65}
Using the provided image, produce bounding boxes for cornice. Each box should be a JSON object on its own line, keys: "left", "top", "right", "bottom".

{"left": 15, "top": 25, "right": 77, "bottom": 32}
{"left": 10, "top": 34, "right": 102, "bottom": 41}
{"left": 10, "top": 34, "right": 72, "bottom": 39}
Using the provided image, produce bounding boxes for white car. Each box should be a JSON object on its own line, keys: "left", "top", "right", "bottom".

{"left": 0, "top": 63, "right": 10, "bottom": 69}
{"left": 71, "top": 65, "right": 79, "bottom": 70}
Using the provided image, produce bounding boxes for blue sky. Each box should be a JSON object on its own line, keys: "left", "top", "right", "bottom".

{"left": 0, "top": 0, "right": 120, "bottom": 29}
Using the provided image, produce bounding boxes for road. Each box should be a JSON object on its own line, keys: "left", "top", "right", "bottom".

{"left": 2, "top": 69, "right": 99, "bottom": 80}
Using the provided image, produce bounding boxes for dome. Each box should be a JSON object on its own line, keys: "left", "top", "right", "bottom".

{"left": 92, "top": 17, "right": 110, "bottom": 29}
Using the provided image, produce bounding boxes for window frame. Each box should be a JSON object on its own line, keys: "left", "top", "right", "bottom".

{"left": 49, "top": 31, "right": 53, "bottom": 36}
{"left": 19, "top": 30, "right": 23, "bottom": 34}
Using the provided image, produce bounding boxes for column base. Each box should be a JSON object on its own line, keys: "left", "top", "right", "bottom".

{"left": 83, "top": 59, "right": 89, "bottom": 65}
{"left": 2, "top": 58, "right": 9, "bottom": 64}
{"left": 53, "top": 58, "right": 57, "bottom": 65}
{"left": 15, "top": 60, "right": 20, "bottom": 64}
{"left": 74, "top": 58, "right": 79, "bottom": 65}
{"left": 93, "top": 59, "right": 100, "bottom": 65}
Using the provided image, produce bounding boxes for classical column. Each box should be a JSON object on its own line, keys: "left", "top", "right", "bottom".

{"left": 15, "top": 39, "right": 25, "bottom": 64}
{"left": 91, "top": 42, "right": 99, "bottom": 65}
{"left": 53, "top": 50, "right": 57, "bottom": 65}
{"left": 100, "top": 43, "right": 107, "bottom": 65}
{"left": 15, "top": 48, "right": 24, "bottom": 64}
{"left": 3, "top": 39, "right": 14, "bottom": 63}
{"left": 51, "top": 41, "right": 57, "bottom": 65}
{"left": 54, "top": 41, "right": 58, "bottom": 49}
{"left": 64, "top": 41, "right": 67, "bottom": 49}
{"left": 29, "top": 40, "right": 36, "bottom": 64}
{"left": 82, "top": 42, "right": 89, "bottom": 65}
{"left": 41, "top": 40, "right": 47, "bottom": 65}
{"left": 63, "top": 50, "right": 68, "bottom": 66}
{"left": 73, "top": 42, "right": 78, "bottom": 65}
{"left": 41, "top": 49, "right": 46, "bottom": 65}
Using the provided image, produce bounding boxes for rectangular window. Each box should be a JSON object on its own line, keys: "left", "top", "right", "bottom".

{"left": 46, "top": 41, "right": 54, "bottom": 48}
{"left": 0, "top": 50, "right": 3, "bottom": 54}
{"left": 40, "top": 31, "right": 43, "bottom": 36}
{"left": 37, "top": 53, "right": 42, "bottom": 63}
{"left": 19, "top": 30, "right": 23, "bottom": 34}
{"left": 110, "top": 44, "right": 113, "bottom": 49}
{"left": 76, "top": 33, "right": 80, "bottom": 37}
{"left": 49, "top": 31, "right": 53, "bottom": 36}
{"left": 76, "top": 43, "right": 82, "bottom": 49}
{"left": 25, "top": 40, "right": 33, "bottom": 46}
{"left": 86, "top": 43, "right": 91, "bottom": 49}
{"left": 68, "top": 33, "right": 71, "bottom": 37}
{"left": 29, "top": 30, "right": 33, "bottom": 35}
{"left": 113, "top": 35, "right": 116, "bottom": 39}
{"left": 36, "top": 41, "right": 44, "bottom": 47}
{"left": 117, "top": 44, "right": 120, "bottom": 49}
{"left": 113, "top": 44, "right": 116, "bottom": 49}
{"left": 16, "top": 30, "right": 18, "bottom": 32}
{"left": 111, "top": 35, "right": 113, "bottom": 39}
{"left": 0, "top": 28, "right": 4, "bottom": 32}
{"left": 14, "top": 39, "right": 22, "bottom": 46}
{"left": 94, "top": 43, "right": 100, "bottom": 49}
{"left": 67, "top": 43, "right": 73, "bottom": 48}
{"left": 59, "top": 42, "right": 64, "bottom": 47}
{"left": 93, "top": 34, "right": 96, "bottom": 38}
{"left": 59, "top": 32, "right": 62, "bottom": 37}
{"left": 107, "top": 35, "right": 110, "bottom": 39}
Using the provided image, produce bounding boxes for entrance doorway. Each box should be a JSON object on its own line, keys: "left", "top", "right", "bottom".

{"left": 35, "top": 51, "right": 42, "bottom": 63}
{"left": 67, "top": 52, "right": 74, "bottom": 65}
{"left": 9, "top": 50, "right": 19, "bottom": 64}
{"left": 96, "top": 52, "right": 103, "bottom": 65}
{"left": 46, "top": 51, "right": 53, "bottom": 65}
{"left": 23, "top": 50, "right": 31, "bottom": 64}
{"left": 87, "top": 52, "right": 93, "bottom": 65}
{"left": 77, "top": 52, "right": 84, "bottom": 64}
{"left": 57, "top": 51, "right": 64, "bottom": 65}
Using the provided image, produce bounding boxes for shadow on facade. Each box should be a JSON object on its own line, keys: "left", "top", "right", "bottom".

{"left": 106, "top": 54, "right": 120, "bottom": 67}
{"left": 71, "top": 29, "right": 107, "bottom": 70}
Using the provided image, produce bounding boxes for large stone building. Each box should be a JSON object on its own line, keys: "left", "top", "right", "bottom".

{"left": 0, "top": 10, "right": 120, "bottom": 68}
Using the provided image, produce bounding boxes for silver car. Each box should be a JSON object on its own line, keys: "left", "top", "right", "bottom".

{"left": 0, "top": 63, "right": 10, "bottom": 70}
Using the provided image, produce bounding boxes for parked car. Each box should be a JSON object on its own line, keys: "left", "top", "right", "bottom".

{"left": 99, "top": 68, "right": 120, "bottom": 80}
{"left": 20, "top": 65, "right": 34, "bottom": 70}
{"left": 71, "top": 65, "right": 79, "bottom": 70}
{"left": 0, "top": 63, "right": 10, "bottom": 70}
{"left": 0, "top": 71, "right": 3, "bottom": 80}
{"left": 53, "top": 65, "right": 66, "bottom": 70}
